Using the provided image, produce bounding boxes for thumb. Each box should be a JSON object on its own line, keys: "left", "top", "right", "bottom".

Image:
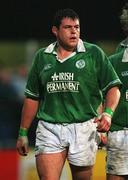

{"left": 93, "top": 117, "right": 101, "bottom": 128}
{"left": 94, "top": 117, "right": 100, "bottom": 123}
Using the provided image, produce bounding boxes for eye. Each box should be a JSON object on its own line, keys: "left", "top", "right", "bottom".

{"left": 75, "top": 25, "right": 80, "bottom": 29}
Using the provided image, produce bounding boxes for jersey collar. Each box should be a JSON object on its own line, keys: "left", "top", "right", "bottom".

{"left": 120, "top": 37, "right": 128, "bottom": 47}
{"left": 122, "top": 48, "right": 128, "bottom": 62}
{"left": 44, "top": 39, "right": 86, "bottom": 53}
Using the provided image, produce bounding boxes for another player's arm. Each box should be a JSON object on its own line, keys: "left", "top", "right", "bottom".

{"left": 94, "top": 86, "right": 120, "bottom": 132}
{"left": 16, "top": 98, "right": 39, "bottom": 156}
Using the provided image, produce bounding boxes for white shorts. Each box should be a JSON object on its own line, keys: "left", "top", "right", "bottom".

{"left": 35, "top": 119, "right": 98, "bottom": 166}
{"left": 106, "top": 130, "right": 128, "bottom": 175}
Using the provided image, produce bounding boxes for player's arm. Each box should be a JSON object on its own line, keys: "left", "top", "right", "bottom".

{"left": 94, "top": 86, "right": 120, "bottom": 132}
{"left": 16, "top": 97, "right": 39, "bottom": 156}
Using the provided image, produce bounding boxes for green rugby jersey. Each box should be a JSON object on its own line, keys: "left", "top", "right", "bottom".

{"left": 109, "top": 39, "right": 128, "bottom": 131}
{"left": 115, "top": 37, "right": 128, "bottom": 53}
{"left": 25, "top": 39, "right": 121, "bottom": 123}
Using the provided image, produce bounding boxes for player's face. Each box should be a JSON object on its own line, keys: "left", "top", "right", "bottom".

{"left": 120, "top": 9, "right": 128, "bottom": 34}
{"left": 52, "top": 18, "right": 80, "bottom": 51}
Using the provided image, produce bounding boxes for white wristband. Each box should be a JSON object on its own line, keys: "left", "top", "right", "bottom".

{"left": 102, "top": 112, "right": 112, "bottom": 124}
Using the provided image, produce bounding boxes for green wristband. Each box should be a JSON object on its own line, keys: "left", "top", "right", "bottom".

{"left": 104, "top": 107, "right": 113, "bottom": 117}
{"left": 19, "top": 128, "right": 28, "bottom": 137}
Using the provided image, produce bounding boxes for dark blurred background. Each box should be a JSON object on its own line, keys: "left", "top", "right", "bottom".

{"left": 0, "top": 0, "right": 126, "bottom": 41}
{"left": 0, "top": 0, "right": 127, "bottom": 149}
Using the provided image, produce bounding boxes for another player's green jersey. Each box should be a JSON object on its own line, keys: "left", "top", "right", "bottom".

{"left": 25, "top": 39, "right": 121, "bottom": 123}
{"left": 115, "top": 37, "right": 128, "bottom": 53}
{"left": 109, "top": 39, "right": 128, "bottom": 131}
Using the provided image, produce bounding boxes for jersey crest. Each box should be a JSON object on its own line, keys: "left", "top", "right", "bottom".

{"left": 75, "top": 59, "right": 85, "bottom": 69}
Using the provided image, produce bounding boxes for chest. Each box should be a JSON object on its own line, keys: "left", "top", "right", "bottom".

{"left": 38, "top": 53, "right": 97, "bottom": 85}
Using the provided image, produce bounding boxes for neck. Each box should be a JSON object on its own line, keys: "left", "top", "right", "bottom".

{"left": 56, "top": 46, "right": 75, "bottom": 60}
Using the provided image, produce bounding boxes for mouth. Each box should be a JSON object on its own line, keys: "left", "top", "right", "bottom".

{"left": 70, "top": 36, "right": 77, "bottom": 40}
{"left": 69, "top": 37, "right": 78, "bottom": 42}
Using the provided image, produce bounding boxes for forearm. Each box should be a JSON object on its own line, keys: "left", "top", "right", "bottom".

{"left": 20, "top": 97, "right": 39, "bottom": 129}
{"left": 17, "top": 98, "right": 39, "bottom": 156}
{"left": 94, "top": 86, "right": 121, "bottom": 132}
{"left": 104, "top": 86, "right": 121, "bottom": 112}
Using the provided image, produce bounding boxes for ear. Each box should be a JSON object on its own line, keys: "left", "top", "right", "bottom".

{"left": 52, "top": 26, "right": 58, "bottom": 36}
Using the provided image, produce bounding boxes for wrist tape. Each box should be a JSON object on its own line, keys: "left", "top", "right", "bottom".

{"left": 104, "top": 107, "right": 113, "bottom": 117}
{"left": 19, "top": 128, "right": 28, "bottom": 137}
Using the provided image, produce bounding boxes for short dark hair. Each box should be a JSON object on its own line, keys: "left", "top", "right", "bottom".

{"left": 52, "top": 8, "right": 80, "bottom": 28}
{"left": 120, "top": 3, "right": 128, "bottom": 35}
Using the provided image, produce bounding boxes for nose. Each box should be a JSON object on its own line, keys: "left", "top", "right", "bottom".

{"left": 71, "top": 27, "right": 77, "bottom": 33}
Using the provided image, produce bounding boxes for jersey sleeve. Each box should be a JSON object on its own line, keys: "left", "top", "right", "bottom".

{"left": 24, "top": 52, "right": 41, "bottom": 100}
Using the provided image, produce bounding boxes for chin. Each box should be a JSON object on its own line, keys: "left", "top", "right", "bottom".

{"left": 70, "top": 41, "right": 77, "bottom": 47}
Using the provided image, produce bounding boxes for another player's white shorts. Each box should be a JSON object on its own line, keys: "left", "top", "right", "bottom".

{"left": 35, "top": 119, "right": 98, "bottom": 166}
{"left": 106, "top": 130, "right": 128, "bottom": 175}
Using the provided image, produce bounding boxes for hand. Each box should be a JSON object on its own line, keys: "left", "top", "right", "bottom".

{"left": 16, "top": 136, "right": 29, "bottom": 156}
{"left": 96, "top": 132, "right": 108, "bottom": 147}
{"left": 94, "top": 113, "right": 111, "bottom": 132}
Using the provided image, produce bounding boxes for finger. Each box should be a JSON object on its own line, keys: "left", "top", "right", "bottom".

{"left": 17, "top": 145, "right": 28, "bottom": 156}
{"left": 22, "top": 146, "right": 28, "bottom": 156}
{"left": 17, "top": 147, "right": 25, "bottom": 156}
{"left": 97, "top": 123, "right": 110, "bottom": 132}
{"left": 94, "top": 119, "right": 101, "bottom": 128}
{"left": 93, "top": 118, "right": 100, "bottom": 123}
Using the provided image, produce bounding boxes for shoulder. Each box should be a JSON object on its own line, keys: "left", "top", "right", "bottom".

{"left": 116, "top": 38, "right": 128, "bottom": 52}
{"left": 83, "top": 41, "right": 105, "bottom": 55}
{"left": 109, "top": 51, "right": 124, "bottom": 62}
{"left": 33, "top": 44, "right": 54, "bottom": 62}
{"left": 34, "top": 47, "right": 47, "bottom": 56}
